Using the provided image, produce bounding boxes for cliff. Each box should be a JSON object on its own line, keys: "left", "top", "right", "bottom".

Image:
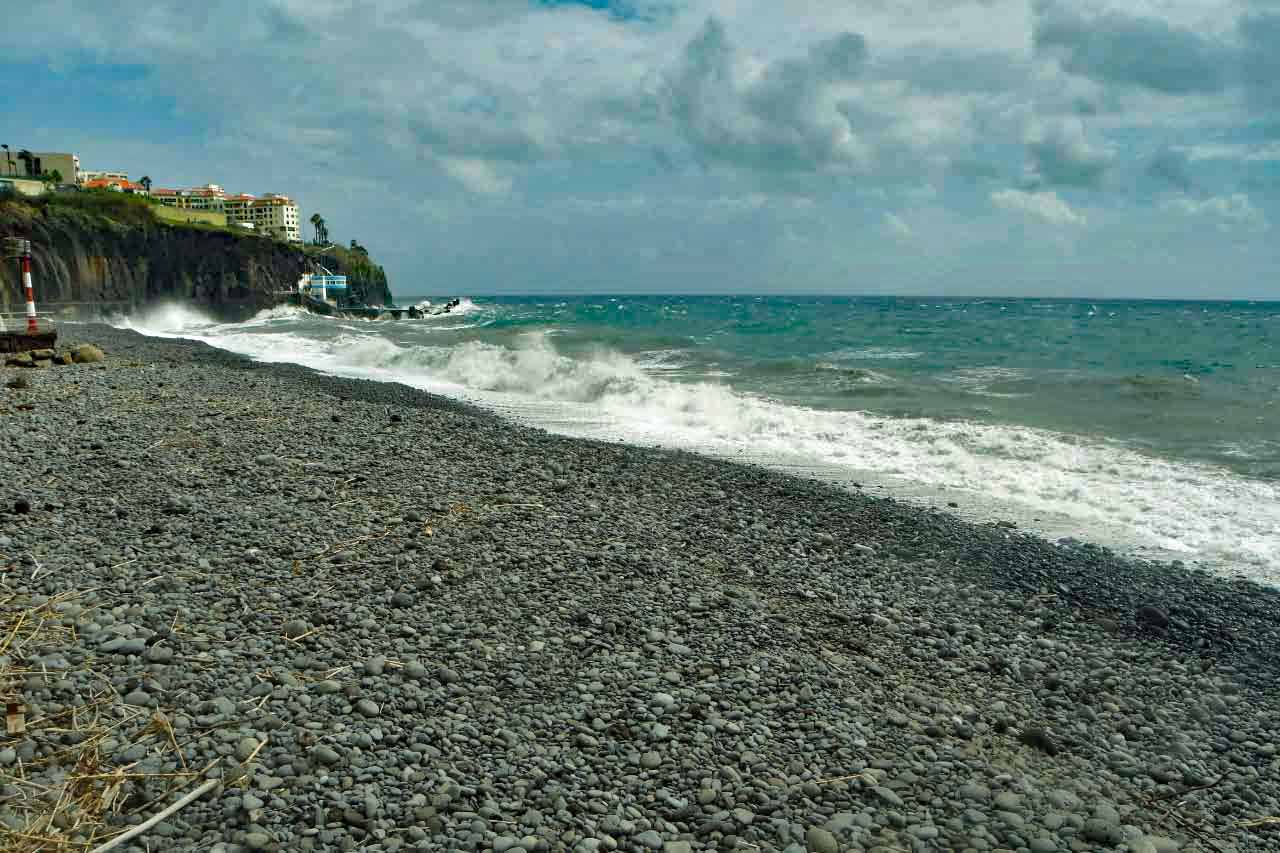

{"left": 0, "top": 192, "right": 393, "bottom": 319}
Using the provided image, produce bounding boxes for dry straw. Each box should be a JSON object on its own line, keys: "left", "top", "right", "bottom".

{"left": 0, "top": 590, "right": 221, "bottom": 852}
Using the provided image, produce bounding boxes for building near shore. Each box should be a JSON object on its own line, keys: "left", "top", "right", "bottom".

{"left": 151, "top": 185, "right": 300, "bottom": 241}
{"left": 223, "top": 193, "right": 300, "bottom": 242}
{"left": 79, "top": 169, "right": 129, "bottom": 185}
{"left": 83, "top": 177, "right": 145, "bottom": 194}
{"left": 2, "top": 151, "right": 79, "bottom": 185}
{"left": 152, "top": 184, "right": 226, "bottom": 212}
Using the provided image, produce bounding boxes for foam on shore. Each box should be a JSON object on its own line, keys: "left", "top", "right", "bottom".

{"left": 112, "top": 303, "right": 1280, "bottom": 580}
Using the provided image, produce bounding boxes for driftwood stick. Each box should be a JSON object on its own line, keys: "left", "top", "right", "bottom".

{"left": 87, "top": 777, "right": 220, "bottom": 853}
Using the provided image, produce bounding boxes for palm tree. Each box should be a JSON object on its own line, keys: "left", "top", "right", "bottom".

{"left": 140, "top": 175, "right": 152, "bottom": 192}
{"left": 310, "top": 213, "right": 328, "bottom": 246}
{"left": 1, "top": 145, "right": 11, "bottom": 176}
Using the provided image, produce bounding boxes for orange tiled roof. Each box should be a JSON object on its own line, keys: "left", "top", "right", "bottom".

{"left": 84, "top": 178, "right": 141, "bottom": 191}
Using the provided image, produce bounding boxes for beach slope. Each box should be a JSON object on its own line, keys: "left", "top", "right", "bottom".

{"left": 2, "top": 326, "right": 1278, "bottom": 852}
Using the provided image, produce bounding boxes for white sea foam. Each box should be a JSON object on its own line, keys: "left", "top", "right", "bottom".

{"left": 120, "top": 309, "right": 1280, "bottom": 579}
{"left": 937, "top": 366, "right": 1034, "bottom": 398}
{"left": 112, "top": 302, "right": 220, "bottom": 336}
{"left": 824, "top": 347, "right": 924, "bottom": 361}
{"left": 407, "top": 297, "right": 483, "bottom": 318}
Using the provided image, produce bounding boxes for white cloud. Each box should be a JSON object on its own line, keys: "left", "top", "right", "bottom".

{"left": 663, "top": 18, "right": 873, "bottom": 173}
{"left": 0, "top": 0, "right": 1275, "bottom": 296}
{"left": 440, "top": 157, "right": 513, "bottom": 195}
{"left": 991, "top": 188, "right": 1087, "bottom": 226}
{"left": 1180, "top": 142, "right": 1280, "bottom": 162}
{"left": 1162, "top": 193, "right": 1267, "bottom": 230}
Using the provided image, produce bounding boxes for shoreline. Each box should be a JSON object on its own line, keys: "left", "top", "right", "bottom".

{"left": 111, "top": 300, "right": 1278, "bottom": 581}
{"left": 3, "top": 324, "right": 1279, "bottom": 851}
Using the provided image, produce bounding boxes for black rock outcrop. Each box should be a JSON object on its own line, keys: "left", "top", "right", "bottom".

{"left": 0, "top": 193, "right": 392, "bottom": 319}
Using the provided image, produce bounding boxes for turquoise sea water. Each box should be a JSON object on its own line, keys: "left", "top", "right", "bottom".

{"left": 427, "top": 296, "right": 1280, "bottom": 480}
{"left": 120, "top": 295, "right": 1280, "bottom": 578}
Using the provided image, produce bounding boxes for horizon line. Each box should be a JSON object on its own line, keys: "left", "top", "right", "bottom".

{"left": 397, "top": 292, "right": 1280, "bottom": 303}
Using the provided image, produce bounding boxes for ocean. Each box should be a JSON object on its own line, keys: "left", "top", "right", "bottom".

{"left": 115, "top": 295, "right": 1280, "bottom": 582}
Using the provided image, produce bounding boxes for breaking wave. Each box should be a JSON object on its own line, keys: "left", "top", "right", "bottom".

{"left": 115, "top": 304, "right": 1280, "bottom": 577}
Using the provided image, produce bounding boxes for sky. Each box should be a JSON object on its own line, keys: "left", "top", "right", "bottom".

{"left": 1, "top": 0, "right": 1278, "bottom": 298}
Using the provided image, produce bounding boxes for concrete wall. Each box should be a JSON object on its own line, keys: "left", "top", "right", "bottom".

{"left": 153, "top": 205, "right": 228, "bottom": 227}
{"left": 0, "top": 178, "right": 49, "bottom": 197}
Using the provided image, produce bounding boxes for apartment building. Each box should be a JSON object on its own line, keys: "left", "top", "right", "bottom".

{"left": 150, "top": 184, "right": 226, "bottom": 210}
{"left": 224, "top": 193, "right": 300, "bottom": 242}
{"left": 148, "top": 183, "right": 301, "bottom": 242}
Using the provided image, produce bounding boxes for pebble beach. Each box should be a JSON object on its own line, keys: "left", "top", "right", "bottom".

{"left": 2, "top": 325, "right": 1279, "bottom": 853}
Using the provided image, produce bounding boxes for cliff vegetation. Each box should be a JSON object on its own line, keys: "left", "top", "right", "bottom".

{"left": 0, "top": 191, "right": 393, "bottom": 319}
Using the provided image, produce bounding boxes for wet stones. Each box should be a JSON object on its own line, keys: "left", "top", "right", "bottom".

{"left": 1136, "top": 604, "right": 1170, "bottom": 631}
{"left": 805, "top": 827, "right": 839, "bottom": 853}
{"left": 1018, "top": 726, "right": 1061, "bottom": 756}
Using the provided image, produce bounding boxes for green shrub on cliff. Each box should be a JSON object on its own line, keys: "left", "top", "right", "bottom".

{"left": 38, "top": 191, "right": 160, "bottom": 228}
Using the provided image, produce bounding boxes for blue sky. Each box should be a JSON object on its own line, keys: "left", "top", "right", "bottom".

{"left": 1, "top": 0, "right": 1278, "bottom": 298}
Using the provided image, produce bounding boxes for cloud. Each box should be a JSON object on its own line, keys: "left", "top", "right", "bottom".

{"left": 663, "top": 18, "right": 872, "bottom": 173}
{"left": 991, "top": 188, "right": 1087, "bottom": 225}
{"left": 0, "top": 0, "right": 1276, "bottom": 297}
{"left": 1024, "top": 118, "right": 1114, "bottom": 188}
{"left": 1179, "top": 142, "right": 1280, "bottom": 162}
{"left": 1033, "top": 1, "right": 1230, "bottom": 95}
{"left": 440, "top": 157, "right": 513, "bottom": 195}
{"left": 1240, "top": 13, "right": 1280, "bottom": 129}
{"left": 1163, "top": 193, "right": 1267, "bottom": 230}
{"left": 872, "top": 47, "right": 1030, "bottom": 95}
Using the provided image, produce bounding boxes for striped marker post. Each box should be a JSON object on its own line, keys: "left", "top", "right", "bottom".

{"left": 4, "top": 237, "right": 37, "bottom": 333}
{"left": 21, "top": 252, "right": 37, "bottom": 333}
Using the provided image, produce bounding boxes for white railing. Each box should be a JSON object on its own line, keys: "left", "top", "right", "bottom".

{"left": 0, "top": 312, "right": 57, "bottom": 334}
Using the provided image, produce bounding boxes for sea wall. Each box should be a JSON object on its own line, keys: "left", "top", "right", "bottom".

{"left": 0, "top": 194, "right": 392, "bottom": 319}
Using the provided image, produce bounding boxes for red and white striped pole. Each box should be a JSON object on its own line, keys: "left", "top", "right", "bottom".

{"left": 21, "top": 251, "right": 38, "bottom": 333}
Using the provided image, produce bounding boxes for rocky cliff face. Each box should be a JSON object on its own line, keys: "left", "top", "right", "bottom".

{"left": 0, "top": 195, "right": 393, "bottom": 319}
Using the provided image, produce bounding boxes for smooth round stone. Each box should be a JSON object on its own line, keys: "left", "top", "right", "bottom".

{"left": 235, "top": 738, "right": 262, "bottom": 762}
{"left": 312, "top": 746, "right": 341, "bottom": 765}
{"left": 244, "top": 832, "right": 271, "bottom": 849}
{"left": 805, "top": 827, "right": 839, "bottom": 853}
{"left": 634, "top": 830, "right": 663, "bottom": 850}
{"left": 993, "top": 792, "right": 1022, "bottom": 811}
